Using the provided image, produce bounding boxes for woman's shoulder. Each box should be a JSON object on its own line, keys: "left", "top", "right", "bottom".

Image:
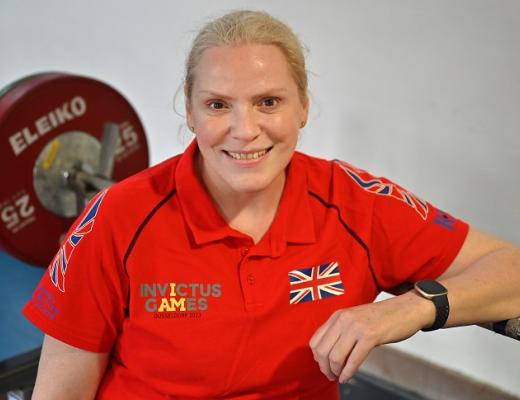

{"left": 107, "top": 153, "right": 182, "bottom": 202}
{"left": 92, "top": 153, "right": 182, "bottom": 228}
{"left": 295, "top": 152, "right": 414, "bottom": 221}
{"left": 294, "top": 151, "right": 378, "bottom": 195}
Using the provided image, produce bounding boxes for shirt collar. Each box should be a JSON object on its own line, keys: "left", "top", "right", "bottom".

{"left": 176, "top": 139, "right": 316, "bottom": 255}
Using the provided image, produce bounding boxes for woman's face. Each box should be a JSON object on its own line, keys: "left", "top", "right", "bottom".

{"left": 186, "top": 44, "right": 308, "bottom": 196}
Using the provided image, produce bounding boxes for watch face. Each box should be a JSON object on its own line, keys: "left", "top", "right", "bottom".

{"left": 416, "top": 280, "right": 447, "bottom": 295}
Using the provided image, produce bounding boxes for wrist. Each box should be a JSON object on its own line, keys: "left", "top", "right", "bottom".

{"left": 403, "top": 289, "right": 437, "bottom": 331}
{"left": 414, "top": 280, "right": 450, "bottom": 331}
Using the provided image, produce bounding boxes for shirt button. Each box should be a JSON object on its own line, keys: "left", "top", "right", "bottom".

{"left": 241, "top": 248, "right": 249, "bottom": 257}
{"left": 247, "top": 273, "right": 256, "bottom": 285}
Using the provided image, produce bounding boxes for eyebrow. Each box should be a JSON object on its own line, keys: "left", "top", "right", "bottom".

{"left": 197, "top": 88, "right": 289, "bottom": 99}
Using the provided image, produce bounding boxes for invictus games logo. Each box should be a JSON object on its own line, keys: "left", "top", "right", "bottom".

{"left": 140, "top": 282, "right": 221, "bottom": 319}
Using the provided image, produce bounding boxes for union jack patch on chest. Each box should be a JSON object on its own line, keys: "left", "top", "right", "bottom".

{"left": 288, "top": 261, "right": 345, "bottom": 305}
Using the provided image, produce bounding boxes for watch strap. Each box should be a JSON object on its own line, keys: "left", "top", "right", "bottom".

{"left": 422, "top": 292, "right": 450, "bottom": 332}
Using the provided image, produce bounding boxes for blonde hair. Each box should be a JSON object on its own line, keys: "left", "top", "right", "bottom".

{"left": 184, "top": 10, "right": 308, "bottom": 104}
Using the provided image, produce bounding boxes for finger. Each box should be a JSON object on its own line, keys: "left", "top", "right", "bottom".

{"left": 311, "top": 317, "right": 343, "bottom": 380}
{"left": 314, "top": 332, "right": 340, "bottom": 381}
{"left": 328, "top": 334, "right": 356, "bottom": 377}
{"left": 338, "top": 339, "right": 374, "bottom": 384}
{"left": 309, "top": 310, "right": 340, "bottom": 350}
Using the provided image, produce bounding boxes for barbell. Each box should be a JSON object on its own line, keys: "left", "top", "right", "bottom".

{"left": 0, "top": 72, "right": 149, "bottom": 265}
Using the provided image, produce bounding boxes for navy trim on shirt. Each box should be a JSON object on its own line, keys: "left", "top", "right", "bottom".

{"left": 123, "top": 188, "right": 177, "bottom": 315}
{"left": 123, "top": 188, "right": 178, "bottom": 271}
{"left": 308, "top": 190, "right": 382, "bottom": 292}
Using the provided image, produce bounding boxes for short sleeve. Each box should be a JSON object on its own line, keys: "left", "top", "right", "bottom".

{"left": 334, "top": 160, "right": 468, "bottom": 291}
{"left": 22, "top": 189, "right": 128, "bottom": 353}
{"left": 368, "top": 175, "right": 469, "bottom": 291}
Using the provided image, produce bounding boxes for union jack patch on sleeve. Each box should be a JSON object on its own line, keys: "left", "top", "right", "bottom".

{"left": 336, "top": 160, "right": 429, "bottom": 220}
{"left": 288, "top": 261, "right": 344, "bottom": 305}
{"left": 49, "top": 189, "right": 108, "bottom": 293}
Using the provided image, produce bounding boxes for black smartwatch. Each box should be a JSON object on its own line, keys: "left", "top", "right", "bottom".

{"left": 414, "top": 280, "right": 449, "bottom": 332}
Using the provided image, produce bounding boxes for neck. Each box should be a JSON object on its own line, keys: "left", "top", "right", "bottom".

{"left": 197, "top": 157, "right": 286, "bottom": 243}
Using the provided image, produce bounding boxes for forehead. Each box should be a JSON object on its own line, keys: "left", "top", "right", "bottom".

{"left": 192, "top": 44, "right": 296, "bottom": 95}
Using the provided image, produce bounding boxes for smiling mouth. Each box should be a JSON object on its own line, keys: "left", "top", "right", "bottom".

{"left": 225, "top": 147, "right": 273, "bottom": 161}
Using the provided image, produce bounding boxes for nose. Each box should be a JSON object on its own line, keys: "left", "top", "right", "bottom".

{"left": 230, "top": 105, "right": 259, "bottom": 141}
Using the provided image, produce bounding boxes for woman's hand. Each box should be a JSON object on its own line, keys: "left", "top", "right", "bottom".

{"left": 310, "top": 229, "right": 520, "bottom": 384}
{"left": 309, "top": 291, "right": 434, "bottom": 384}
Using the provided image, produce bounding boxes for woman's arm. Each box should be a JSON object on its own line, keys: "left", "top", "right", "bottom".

{"left": 32, "top": 335, "right": 109, "bottom": 400}
{"left": 437, "top": 229, "right": 520, "bottom": 325}
{"left": 309, "top": 228, "right": 520, "bottom": 384}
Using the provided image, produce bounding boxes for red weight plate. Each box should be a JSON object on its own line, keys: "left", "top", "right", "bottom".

{"left": 0, "top": 72, "right": 149, "bottom": 266}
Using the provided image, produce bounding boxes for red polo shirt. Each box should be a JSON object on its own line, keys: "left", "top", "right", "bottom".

{"left": 24, "top": 140, "right": 468, "bottom": 399}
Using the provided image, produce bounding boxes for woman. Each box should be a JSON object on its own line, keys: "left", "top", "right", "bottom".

{"left": 24, "top": 10, "right": 520, "bottom": 399}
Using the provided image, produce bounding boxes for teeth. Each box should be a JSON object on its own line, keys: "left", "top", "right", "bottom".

{"left": 227, "top": 149, "right": 267, "bottom": 160}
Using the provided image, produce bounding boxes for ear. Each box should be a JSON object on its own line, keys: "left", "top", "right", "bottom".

{"left": 185, "top": 89, "right": 194, "bottom": 131}
{"left": 300, "top": 96, "right": 310, "bottom": 127}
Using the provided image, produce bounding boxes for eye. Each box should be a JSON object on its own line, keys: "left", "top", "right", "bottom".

{"left": 207, "top": 101, "right": 226, "bottom": 110}
{"left": 259, "top": 97, "right": 280, "bottom": 108}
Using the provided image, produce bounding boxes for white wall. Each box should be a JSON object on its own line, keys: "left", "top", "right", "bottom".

{"left": 1, "top": 0, "right": 519, "bottom": 395}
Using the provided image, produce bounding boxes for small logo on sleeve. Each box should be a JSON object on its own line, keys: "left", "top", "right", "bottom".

{"left": 49, "top": 189, "right": 107, "bottom": 292}
{"left": 289, "top": 261, "right": 344, "bottom": 304}
{"left": 31, "top": 287, "right": 60, "bottom": 319}
{"left": 434, "top": 210, "right": 456, "bottom": 231}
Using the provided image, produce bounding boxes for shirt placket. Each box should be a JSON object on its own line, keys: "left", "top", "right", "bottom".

{"left": 238, "top": 247, "right": 263, "bottom": 311}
